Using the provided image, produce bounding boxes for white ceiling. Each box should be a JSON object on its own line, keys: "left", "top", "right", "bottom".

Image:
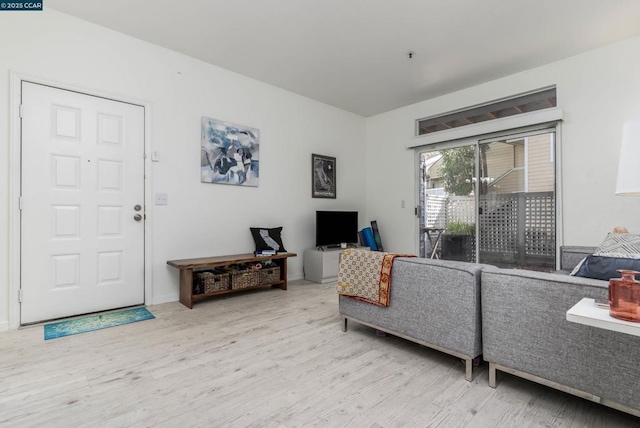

{"left": 48, "top": 0, "right": 640, "bottom": 117}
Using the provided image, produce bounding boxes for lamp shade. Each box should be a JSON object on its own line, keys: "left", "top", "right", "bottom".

{"left": 616, "top": 117, "right": 640, "bottom": 196}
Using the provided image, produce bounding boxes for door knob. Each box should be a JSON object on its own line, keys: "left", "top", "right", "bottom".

{"left": 134, "top": 214, "right": 142, "bottom": 221}
{"left": 134, "top": 204, "right": 142, "bottom": 211}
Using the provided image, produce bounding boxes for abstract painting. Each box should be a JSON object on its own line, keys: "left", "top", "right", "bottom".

{"left": 312, "top": 153, "right": 336, "bottom": 198}
{"left": 201, "top": 117, "right": 259, "bottom": 186}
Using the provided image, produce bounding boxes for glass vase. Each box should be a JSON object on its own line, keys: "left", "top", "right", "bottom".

{"left": 608, "top": 270, "right": 640, "bottom": 322}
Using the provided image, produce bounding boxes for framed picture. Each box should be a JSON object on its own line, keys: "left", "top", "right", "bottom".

{"left": 201, "top": 116, "right": 259, "bottom": 187}
{"left": 312, "top": 154, "right": 336, "bottom": 199}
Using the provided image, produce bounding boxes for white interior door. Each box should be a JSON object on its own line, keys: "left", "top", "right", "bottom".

{"left": 20, "top": 82, "right": 145, "bottom": 324}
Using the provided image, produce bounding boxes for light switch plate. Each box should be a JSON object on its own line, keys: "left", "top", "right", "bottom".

{"left": 155, "top": 193, "right": 168, "bottom": 205}
{"left": 151, "top": 151, "right": 160, "bottom": 162}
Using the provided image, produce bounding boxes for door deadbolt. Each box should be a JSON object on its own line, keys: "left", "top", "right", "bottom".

{"left": 134, "top": 214, "right": 142, "bottom": 221}
{"left": 134, "top": 205, "right": 142, "bottom": 211}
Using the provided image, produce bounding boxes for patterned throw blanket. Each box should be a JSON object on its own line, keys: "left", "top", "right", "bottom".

{"left": 336, "top": 249, "right": 414, "bottom": 307}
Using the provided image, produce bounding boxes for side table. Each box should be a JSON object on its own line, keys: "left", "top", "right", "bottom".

{"left": 566, "top": 298, "right": 640, "bottom": 337}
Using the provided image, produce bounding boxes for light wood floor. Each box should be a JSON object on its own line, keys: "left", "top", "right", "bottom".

{"left": 1, "top": 281, "right": 638, "bottom": 428}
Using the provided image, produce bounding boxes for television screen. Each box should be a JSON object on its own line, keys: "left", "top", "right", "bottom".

{"left": 315, "top": 211, "right": 358, "bottom": 248}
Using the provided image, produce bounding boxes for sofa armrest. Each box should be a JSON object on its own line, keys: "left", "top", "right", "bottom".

{"left": 560, "top": 246, "right": 596, "bottom": 271}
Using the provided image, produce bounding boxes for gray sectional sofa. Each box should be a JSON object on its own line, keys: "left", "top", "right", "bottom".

{"left": 339, "top": 257, "right": 495, "bottom": 381}
{"left": 482, "top": 249, "right": 640, "bottom": 417}
{"left": 338, "top": 247, "right": 640, "bottom": 417}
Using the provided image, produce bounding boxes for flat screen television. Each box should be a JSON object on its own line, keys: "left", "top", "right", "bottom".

{"left": 315, "top": 210, "right": 358, "bottom": 248}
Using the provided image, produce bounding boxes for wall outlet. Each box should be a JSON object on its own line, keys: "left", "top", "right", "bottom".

{"left": 155, "top": 193, "right": 168, "bottom": 205}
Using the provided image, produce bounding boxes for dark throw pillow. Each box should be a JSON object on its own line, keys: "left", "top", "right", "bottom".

{"left": 250, "top": 227, "right": 287, "bottom": 253}
{"left": 571, "top": 254, "right": 640, "bottom": 281}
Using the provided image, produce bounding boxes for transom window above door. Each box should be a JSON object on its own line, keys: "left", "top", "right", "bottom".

{"left": 416, "top": 88, "right": 557, "bottom": 136}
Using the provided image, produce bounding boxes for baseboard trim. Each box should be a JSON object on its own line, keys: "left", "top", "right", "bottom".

{"left": 0, "top": 320, "right": 9, "bottom": 332}
{"left": 150, "top": 293, "right": 179, "bottom": 305}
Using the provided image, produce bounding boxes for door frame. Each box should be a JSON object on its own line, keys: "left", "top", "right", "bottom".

{"left": 8, "top": 71, "right": 153, "bottom": 329}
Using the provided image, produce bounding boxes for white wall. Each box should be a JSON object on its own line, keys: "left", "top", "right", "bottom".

{"left": 0, "top": 9, "right": 366, "bottom": 328}
{"left": 366, "top": 36, "right": 640, "bottom": 254}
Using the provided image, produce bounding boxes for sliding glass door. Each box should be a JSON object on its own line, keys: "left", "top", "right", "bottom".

{"left": 419, "top": 143, "right": 478, "bottom": 262}
{"left": 477, "top": 130, "right": 556, "bottom": 270}
{"left": 418, "top": 128, "right": 556, "bottom": 271}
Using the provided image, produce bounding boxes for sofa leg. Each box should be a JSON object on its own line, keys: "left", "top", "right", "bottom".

{"left": 489, "top": 362, "right": 497, "bottom": 388}
{"left": 464, "top": 358, "right": 473, "bottom": 382}
{"left": 341, "top": 317, "right": 348, "bottom": 332}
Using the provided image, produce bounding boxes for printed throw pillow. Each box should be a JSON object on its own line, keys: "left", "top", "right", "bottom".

{"left": 594, "top": 233, "right": 640, "bottom": 259}
{"left": 250, "top": 227, "right": 287, "bottom": 253}
{"left": 571, "top": 254, "right": 640, "bottom": 281}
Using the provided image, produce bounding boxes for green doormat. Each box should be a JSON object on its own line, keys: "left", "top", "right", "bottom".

{"left": 44, "top": 307, "right": 155, "bottom": 340}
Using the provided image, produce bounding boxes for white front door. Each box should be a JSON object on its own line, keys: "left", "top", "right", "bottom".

{"left": 20, "top": 82, "right": 145, "bottom": 324}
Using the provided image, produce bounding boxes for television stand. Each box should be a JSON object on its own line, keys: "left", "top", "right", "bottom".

{"left": 303, "top": 246, "right": 369, "bottom": 283}
{"left": 315, "top": 244, "right": 346, "bottom": 251}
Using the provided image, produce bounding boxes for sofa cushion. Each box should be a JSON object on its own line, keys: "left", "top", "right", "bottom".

{"left": 571, "top": 254, "right": 640, "bottom": 281}
{"left": 594, "top": 232, "right": 640, "bottom": 259}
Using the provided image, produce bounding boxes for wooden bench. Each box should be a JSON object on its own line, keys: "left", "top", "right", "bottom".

{"left": 167, "top": 252, "right": 297, "bottom": 309}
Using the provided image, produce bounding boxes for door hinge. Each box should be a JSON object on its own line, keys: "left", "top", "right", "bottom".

{"left": 19, "top": 196, "right": 23, "bottom": 210}
{"left": 19, "top": 104, "right": 23, "bottom": 118}
{"left": 18, "top": 289, "right": 23, "bottom": 303}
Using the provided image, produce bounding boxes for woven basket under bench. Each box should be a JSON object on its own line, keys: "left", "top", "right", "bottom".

{"left": 259, "top": 266, "right": 280, "bottom": 284}
{"left": 231, "top": 269, "right": 261, "bottom": 290}
{"left": 194, "top": 270, "right": 230, "bottom": 294}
